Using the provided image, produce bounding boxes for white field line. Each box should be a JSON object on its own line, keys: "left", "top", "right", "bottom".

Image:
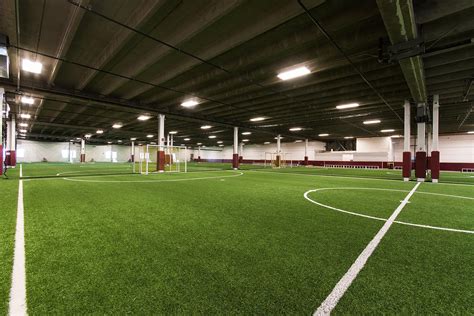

{"left": 61, "top": 172, "right": 244, "bottom": 183}
{"left": 304, "top": 188, "right": 474, "bottom": 234}
{"left": 314, "top": 182, "right": 421, "bottom": 316}
{"left": 9, "top": 179, "right": 27, "bottom": 316}
{"left": 247, "top": 169, "right": 474, "bottom": 188}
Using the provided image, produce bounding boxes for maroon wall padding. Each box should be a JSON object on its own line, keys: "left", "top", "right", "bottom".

{"left": 239, "top": 156, "right": 243, "bottom": 163}
{"left": 232, "top": 153, "right": 239, "bottom": 169}
{"left": 431, "top": 151, "right": 440, "bottom": 180}
{"left": 9, "top": 150, "right": 16, "bottom": 167}
{"left": 131, "top": 154, "right": 135, "bottom": 163}
{"left": 157, "top": 150, "right": 165, "bottom": 171}
{"left": 304, "top": 156, "right": 308, "bottom": 165}
{"left": 80, "top": 153, "right": 85, "bottom": 163}
{"left": 0, "top": 144, "right": 3, "bottom": 175}
{"left": 415, "top": 151, "right": 427, "bottom": 179}
{"left": 5, "top": 151, "right": 11, "bottom": 166}
{"left": 197, "top": 156, "right": 201, "bottom": 162}
{"left": 402, "top": 151, "right": 411, "bottom": 178}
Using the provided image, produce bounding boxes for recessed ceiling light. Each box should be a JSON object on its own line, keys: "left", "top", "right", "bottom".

{"left": 363, "top": 119, "right": 381, "bottom": 125}
{"left": 381, "top": 129, "right": 395, "bottom": 133}
{"left": 96, "top": 130, "right": 104, "bottom": 134}
{"left": 181, "top": 99, "right": 199, "bottom": 108}
{"left": 112, "top": 123, "right": 123, "bottom": 129}
{"left": 18, "top": 123, "right": 28, "bottom": 127}
{"left": 344, "top": 136, "right": 354, "bottom": 139}
{"left": 208, "top": 135, "right": 216, "bottom": 139}
{"left": 21, "top": 96, "right": 34, "bottom": 105}
{"left": 169, "top": 131, "right": 178, "bottom": 135}
{"left": 137, "top": 115, "right": 151, "bottom": 121}
{"left": 250, "top": 117, "right": 266, "bottom": 122}
{"left": 22, "top": 59, "right": 42, "bottom": 74}
{"left": 84, "top": 134, "right": 92, "bottom": 138}
{"left": 318, "top": 133, "right": 329, "bottom": 137}
{"left": 295, "top": 140, "right": 303, "bottom": 143}
{"left": 20, "top": 113, "right": 31, "bottom": 119}
{"left": 201, "top": 125, "right": 212, "bottom": 129}
{"left": 242, "top": 139, "right": 249, "bottom": 142}
{"left": 217, "top": 141, "right": 223, "bottom": 144}
{"left": 264, "top": 141, "right": 271, "bottom": 144}
{"left": 184, "top": 138, "right": 190, "bottom": 141}
{"left": 19, "top": 129, "right": 27, "bottom": 133}
{"left": 242, "top": 132, "right": 251, "bottom": 135}
{"left": 277, "top": 66, "right": 311, "bottom": 80}
{"left": 467, "top": 131, "right": 474, "bottom": 134}
{"left": 289, "top": 127, "right": 302, "bottom": 131}
{"left": 146, "top": 134, "right": 154, "bottom": 138}
{"left": 197, "top": 142, "right": 202, "bottom": 145}
{"left": 336, "top": 102, "right": 359, "bottom": 109}
{"left": 130, "top": 137, "right": 137, "bottom": 141}
{"left": 219, "top": 144, "right": 224, "bottom": 147}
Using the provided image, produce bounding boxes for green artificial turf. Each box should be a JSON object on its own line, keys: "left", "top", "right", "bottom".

{"left": 0, "top": 169, "right": 19, "bottom": 315}
{"left": 5, "top": 164, "right": 472, "bottom": 314}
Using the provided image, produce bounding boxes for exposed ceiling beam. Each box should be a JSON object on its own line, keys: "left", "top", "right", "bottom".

{"left": 377, "top": 0, "right": 427, "bottom": 103}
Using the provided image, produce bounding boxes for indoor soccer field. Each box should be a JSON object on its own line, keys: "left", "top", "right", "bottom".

{"left": 1, "top": 0, "right": 474, "bottom": 315}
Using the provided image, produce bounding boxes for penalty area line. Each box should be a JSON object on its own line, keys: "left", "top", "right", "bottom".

{"left": 9, "top": 178, "right": 28, "bottom": 316}
{"left": 314, "top": 182, "right": 421, "bottom": 316}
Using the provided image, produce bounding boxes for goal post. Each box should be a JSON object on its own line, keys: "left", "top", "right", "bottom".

{"left": 134, "top": 145, "right": 188, "bottom": 174}
{"left": 264, "top": 152, "right": 293, "bottom": 168}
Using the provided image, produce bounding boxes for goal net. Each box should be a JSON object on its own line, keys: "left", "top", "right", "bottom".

{"left": 135, "top": 145, "right": 188, "bottom": 174}
{"left": 264, "top": 152, "right": 293, "bottom": 168}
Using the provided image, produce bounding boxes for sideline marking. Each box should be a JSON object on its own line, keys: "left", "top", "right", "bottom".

{"left": 61, "top": 171, "right": 244, "bottom": 183}
{"left": 314, "top": 182, "right": 421, "bottom": 316}
{"left": 304, "top": 187, "right": 474, "bottom": 234}
{"left": 247, "top": 169, "right": 474, "bottom": 187}
{"left": 9, "top": 178, "right": 27, "bottom": 316}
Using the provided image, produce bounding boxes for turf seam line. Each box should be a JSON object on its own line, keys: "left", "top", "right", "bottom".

{"left": 9, "top": 178, "right": 28, "bottom": 316}
{"left": 313, "top": 182, "right": 421, "bottom": 316}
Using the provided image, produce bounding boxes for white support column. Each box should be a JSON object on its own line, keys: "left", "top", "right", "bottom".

{"left": 8, "top": 115, "right": 16, "bottom": 167}
{"left": 404, "top": 101, "right": 410, "bottom": 152}
{"left": 157, "top": 114, "right": 165, "bottom": 172}
{"left": 276, "top": 134, "right": 282, "bottom": 168}
{"left": 239, "top": 142, "right": 243, "bottom": 157}
{"left": 276, "top": 135, "right": 281, "bottom": 153}
{"left": 131, "top": 141, "right": 135, "bottom": 162}
{"left": 233, "top": 127, "right": 239, "bottom": 169}
{"left": 416, "top": 103, "right": 427, "bottom": 182}
{"left": 198, "top": 146, "right": 201, "bottom": 162}
{"left": 170, "top": 134, "right": 174, "bottom": 148}
{"left": 417, "top": 122, "right": 426, "bottom": 152}
{"left": 80, "top": 138, "right": 86, "bottom": 163}
{"left": 304, "top": 139, "right": 308, "bottom": 157}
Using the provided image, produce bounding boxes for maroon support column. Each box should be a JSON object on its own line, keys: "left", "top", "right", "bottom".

{"left": 0, "top": 144, "right": 3, "bottom": 175}
{"left": 157, "top": 150, "right": 165, "bottom": 172}
{"left": 415, "top": 151, "right": 427, "bottom": 180}
{"left": 232, "top": 154, "right": 239, "bottom": 169}
{"left": 431, "top": 151, "right": 440, "bottom": 182}
{"left": 402, "top": 152, "right": 411, "bottom": 180}
{"left": 304, "top": 156, "right": 309, "bottom": 165}
{"left": 431, "top": 95, "right": 440, "bottom": 183}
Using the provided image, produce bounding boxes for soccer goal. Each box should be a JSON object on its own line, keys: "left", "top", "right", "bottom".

{"left": 135, "top": 145, "right": 188, "bottom": 174}
{"left": 264, "top": 152, "right": 293, "bottom": 168}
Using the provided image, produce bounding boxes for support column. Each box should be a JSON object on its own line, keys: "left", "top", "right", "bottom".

{"left": 239, "top": 142, "right": 243, "bottom": 163}
{"left": 0, "top": 87, "right": 3, "bottom": 175}
{"left": 276, "top": 134, "right": 281, "bottom": 168}
{"left": 402, "top": 100, "right": 411, "bottom": 181}
{"left": 431, "top": 95, "right": 440, "bottom": 183}
{"left": 9, "top": 115, "right": 16, "bottom": 167}
{"left": 304, "top": 138, "right": 309, "bottom": 165}
{"left": 131, "top": 141, "right": 135, "bottom": 162}
{"left": 80, "top": 138, "right": 86, "bottom": 163}
{"left": 416, "top": 103, "right": 427, "bottom": 182}
{"left": 232, "top": 127, "right": 239, "bottom": 169}
{"left": 197, "top": 146, "right": 201, "bottom": 162}
{"left": 157, "top": 114, "right": 165, "bottom": 172}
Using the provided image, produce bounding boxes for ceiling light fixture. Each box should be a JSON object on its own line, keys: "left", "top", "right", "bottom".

{"left": 20, "top": 113, "right": 31, "bottom": 119}
{"left": 289, "top": 127, "right": 302, "bottom": 131}
{"left": 197, "top": 142, "right": 202, "bottom": 145}
{"left": 250, "top": 117, "right": 266, "bottom": 122}
{"left": 318, "top": 133, "right": 329, "bottom": 137}
{"left": 18, "top": 123, "right": 28, "bottom": 127}
{"left": 84, "top": 134, "right": 92, "bottom": 138}
{"left": 242, "top": 132, "right": 251, "bottom": 135}
{"left": 96, "top": 130, "right": 104, "bottom": 134}
{"left": 467, "top": 131, "right": 474, "bottom": 134}
{"left": 201, "top": 125, "right": 212, "bottom": 129}
{"left": 137, "top": 115, "right": 151, "bottom": 121}
{"left": 130, "top": 137, "right": 137, "bottom": 141}
{"left": 146, "top": 134, "right": 154, "bottom": 138}
{"left": 22, "top": 59, "right": 42, "bottom": 74}
{"left": 117, "top": 140, "right": 122, "bottom": 143}
{"left": 21, "top": 96, "right": 34, "bottom": 105}
{"left": 19, "top": 129, "right": 27, "bottom": 133}
{"left": 277, "top": 66, "right": 310, "bottom": 81}
{"left": 390, "top": 135, "right": 403, "bottom": 138}
{"left": 344, "top": 136, "right": 354, "bottom": 139}
{"left": 336, "top": 102, "right": 359, "bottom": 110}
{"left": 381, "top": 129, "right": 395, "bottom": 133}
{"left": 217, "top": 141, "right": 223, "bottom": 144}
{"left": 184, "top": 138, "right": 190, "bottom": 141}
{"left": 295, "top": 140, "right": 303, "bottom": 143}
{"left": 112, "top": 123, "right": 123, "bottom": 129}
{"left": 242, "top": 139, "right": 249, "bottom": 142}
{"left": 181, "top": 99, "right": 199, "bottom": 108}
{"left": 264, "top": 142, "right": 271, "bottom": 144}
{"left": 208, "top": 135, "right": 216, "bottom": 139}
{"left": 363, "top": 119, "right": 381, "bottom": 125}
{"left": 169, "top": 131, "right": 178, "bottom": 135}
{"left": 219, "top": 144, "right": 224, "bottom": 147}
